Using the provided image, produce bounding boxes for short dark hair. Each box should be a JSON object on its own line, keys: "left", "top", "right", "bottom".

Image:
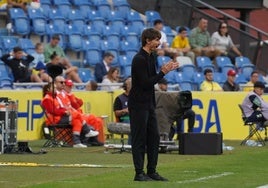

{"left": 178, "top": 26, "right": 187, "bottom": 33}
{"left": 153, "top": 19, "right": 163, "bottom": 26}
{"left": 52, "top": 34, "right": 60, "bottom": 40}
{"left": 141, "top": 28, "right": 161, "bottom": 47}
{"left": 204, "top": 68, "right": 213, "bottom": 75}
{"left": 103, "top": 52, "right": 114, "bottom": 58}
{"left": 13, "top": 46, "right": 23, "bottom": 53}
{"left": 158, "top": 78, "right": 167, "bottom": 85}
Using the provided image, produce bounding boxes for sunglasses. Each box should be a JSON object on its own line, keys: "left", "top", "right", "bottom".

{"left": 58, "top": 81, "right": 65, "bottom": 84}
{"left": 221, "top": 26, "right": 227, "bottom": 28}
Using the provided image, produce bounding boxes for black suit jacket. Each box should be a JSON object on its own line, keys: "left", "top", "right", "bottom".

{"left": 94, "top": 62, "right": 107, "bottom": 83}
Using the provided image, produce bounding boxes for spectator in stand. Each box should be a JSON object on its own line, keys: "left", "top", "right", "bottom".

{"left": 113, "top": 77, "right": 132, "bottom": 144}
{"left": 64, "top": 79, "right": 104, "bottom": 145}
{"left": 31, "top": 43, "right": 51, "bottom": 82}
{"left": 44, "top": 34, "right": 78, "bottom": 76}
{"left": 171, "top": 26, "right": 195, "bottom": 63}
{"left": 153, "top": 19, "right": 176, "bottom": 58}
{"left": 189, "top": 17, "right": 221, "bottom": 62}
{"left": 200, "top": 69, "right": 223, "bottom": 91}
{"left": 101, "top": 67, "right": 120, "bottom": 91}
{"left": 243, "top": 71, "right": 259, "bottom": 92}
{"left": 94, "top": 52, "right": 114, "bottom": 83}
{"left": 1, "top": 46, "right": 43, "bottom": 83}
{"left": 85, "top": 80, "right": 98, "bottom": 91}
{"left": 223, "top": 69, "right": 240, "bottom": 91}
{"left": 211, "top": 22, "right": 242, "bottom": 64}
{"left": 48, "top": 52, "right": 82, "bottom": 83}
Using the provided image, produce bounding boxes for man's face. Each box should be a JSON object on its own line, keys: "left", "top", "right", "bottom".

{"left": 14, "top": 51, "right": 24, "bottom": 59}
{"left": 104, "top": 55, "right": 114, "bottom": 65}
{"left": 227, "top": 75, "right": 236, "bottom": 83}
{"left": 154, "top": 23, "right": 163, "bottom": 31}
{"left": 148, "top": 38, "right": 161, "bottom": 52}
{"left": 50, "top": 38, "right": 60, "bottom": 47}
{"left": 158, "top": 83, "right": 167, "bottom": 91}
{"left": 254, "top": 87, "right": 264, "bottom": 96}
{"left": 55, "top": 77, "right": 65, "bottom": 91}
{"left": 199, "top": 18, "right": 208, "bottom": 31}
{"left": 205, "top": 72, "right": 213, "bottom": 82}
{"left": 251, "top": 73, "right": 259, "bottom": 84}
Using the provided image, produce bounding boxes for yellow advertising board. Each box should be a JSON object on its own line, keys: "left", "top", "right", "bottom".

{"left": 0, "top": 90, "right": 267, "bottom": 141}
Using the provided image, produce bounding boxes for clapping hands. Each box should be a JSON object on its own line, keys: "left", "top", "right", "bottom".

{"left": 161, "top": 60, "right": 179, "bottom": 74}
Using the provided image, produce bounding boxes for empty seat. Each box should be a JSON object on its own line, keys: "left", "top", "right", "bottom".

{"left": 78, "top": 68, "right": 94, "bottom": 82}
{"left": 84, "top": 47, "right": 102, "bottom": 67}
{"left": 145, "top": 10, "right": 162, "bottom": 26}
{"left": 0, "top": 36, "right": 18, "bottom": 53}
{"left": 28, "top": 7, "right": 47, "bottom": 39}
{"left": 196, "top": 56, "right": 215, "bottom": 72}
{"left": 9, "top": 8, "right": 30, "bottom": 36}
{"left": 157, "top": 55, "right": 171, "bottom": 70}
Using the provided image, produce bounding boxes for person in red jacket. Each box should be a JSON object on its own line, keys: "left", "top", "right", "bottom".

{"left": 41, "top": 82, "right": 97, "bottom": 148}
{"left": 64, "top": 79, "right": 105, "bottom": 145}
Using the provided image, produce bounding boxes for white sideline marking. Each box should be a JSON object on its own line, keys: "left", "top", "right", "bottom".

{"left": 176, "top": 172, "right": 234, "bottom": 184}
{"left": 257, "top": 185, "right": 268, "bottom": 188}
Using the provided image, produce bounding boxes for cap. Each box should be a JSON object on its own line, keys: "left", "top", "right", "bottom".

{"left": 227, "top": 69, "right": 236, "bottom": 76}
{"left": 254, "top": 81, "right": 265, "bottom": 89}
{"left": 52, "top": 34, "right": 60, "bottom": 40}
{"left": 65, "top": 79, "right": 73, "bottom": 87}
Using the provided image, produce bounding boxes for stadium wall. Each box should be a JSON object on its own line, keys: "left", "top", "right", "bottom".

{"left": 0, "top": 90, "right": 266, "bottom": 141}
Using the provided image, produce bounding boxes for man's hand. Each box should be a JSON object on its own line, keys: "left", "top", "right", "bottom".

{"left": 161, "top": 60, "right": 179, "bottom": 74}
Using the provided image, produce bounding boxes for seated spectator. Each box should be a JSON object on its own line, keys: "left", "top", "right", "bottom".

{"left": 200, "top": 69, "right": 223, "bottom": 91}
{"left": 94, "top": 52, "right": 114, "bottom": 83}
{"left": 48, "top": 52, "right": 82, "bottom": 83}
{"left": 223, "top": 69, "right": 240, "bottom": 91}
{"left": 31, "top": 43, "right": 51, "bottom": 82}
{"left": 189, "top": 17, "right": 221, "bottom": 62}
{"left": 85, "top": 80, "right": 98, "bottom": 91}
{"left": 64, "top": 79, "right": 104, "bottom": 145}
{"left": 1, "top": 46, "right": 43, "bottom": 83}
{"left": 156, "top": 78, "right": 169, "bottom": 91}
{"left": 101, "top": 67, "right": 120, "bottom": 91}
{"left": 243, "top": 71, "right": 259, "bottom": 92}
{"left": 113, "top": 77, "right": 132, "bottom": 144}
{"left": 241, "top": 81, "right": 268, "bottom": 127}
{"left": 153, "top": 19, "right": 176, "bottom": 58}
{"left": 41, "top": 82, "right": 96, "bottom": 148}
{"left": 44, "top": 35, "right": 82, "bottom": 83}
{"left": 211, "top": 22, "right": 242, "bottom": 64}
{"left": 171, "top": 26, "right": 195, "bottom": 63}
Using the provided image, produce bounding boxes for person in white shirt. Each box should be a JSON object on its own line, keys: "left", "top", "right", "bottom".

{"left": 211, "top": 22, "right": 242, "bottom": 64}
{"left": 101, "top": 67, "right": 120, "bottom": 91}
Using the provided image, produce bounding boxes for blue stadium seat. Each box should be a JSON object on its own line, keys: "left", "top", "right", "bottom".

{"left": 90, "top": 17, "right": 107, "bottom": 35}
{"left": 241, "top": 66, "right": 255, "bottom": 81}
{"left": 68, "top": 9, "right": 85, "bottom": 33}
{"left": 126, "top": 11, "right": 144, "bottom": 27}
{"left": 75, "top": 1, "right": 94, "bottom": 19}
{"left": 28, "top": 7, "right": 47, "bottom": 40}
{"left": 162, "top": 25, "right": 173, "bottom": 36}
{"left": 119, "top": 41, "right": 138, "bottom": 54}
{"left": 145, "top": 10, "right": 162, "bottom": 26}
{"left": 40, "top": 4, "right": 51, "bottom": 18}
{"left": 9, "top": 8, "right": 30, "bottom": 36}
{"left": 119, "top": 54, "right": 132, "bottom": 67}
{"left": 164, "top": 70, "right": 177, "bottom": 84}
{"left": 113, "top": 1, "right": 130, "bottom": 20}
{"left": 124, "top": 32, "right": 139, "bottom": 50}
{"left": 54, "top": 1, "right": 72, "bottom": 19}
{"left": 196, "top": 56, "right": 215, "bottom": 72}
{"left": 97, "top": 1, "right": 112, "bottom": 20}
{"left": 235, "top": 73, "right": 248, "bottom": 84}
{"left": 176, "top": 56, "right": 194, "bottom": 67}
{"left": 18, "top": 38, "right": 35, "bottom": 53}
{"left": 84, "top": 47, "right": 102, "bottom": 67}
{"left": 82, "top": 39, "right": 100, "bottom": 51}
{"left": 0, "top": 64, "right": 13, "bottom": 89}
{"left": 179, "top": 64, "right": 196, "bottom": 81}
{"left": 235, "top": 56, "right": 251, "bottom": 68}
{"left": 78, "top": 68, "right": 94, "bottom": 82}
{"left": 104, "top": 33, "right": 121, "bottom": 49}
{"left": 213, "top": 72, "right": 226, "bottom": 86}
{"left": 0, "top": 36, "right": 18, "bottom": 53}
{"left": 215, "top": 56, "right": 234, "bottom": 73}
{"left": 48, "top": 9, "right": 66, "bottom": 34}
{"left": 178, "top": 80, "right": 194, "bottom": 91}
{"left": 65, "top": 25, "right": 83, "bottom": 53}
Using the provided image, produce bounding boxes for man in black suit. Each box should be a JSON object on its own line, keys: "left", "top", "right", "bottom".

{"left": 94, "top": 52, "right": 114, "bottom": 83}
{"left": 128, "top": 28, "right": 179, "bottom": 181}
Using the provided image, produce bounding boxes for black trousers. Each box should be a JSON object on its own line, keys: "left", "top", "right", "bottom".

{"left": 129, "top": 108, "right": 160, "bottom": 175}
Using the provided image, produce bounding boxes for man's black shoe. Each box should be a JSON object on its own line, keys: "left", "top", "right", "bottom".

{"left": 147, "top": 172, "right": 168, "bottom": 181}
{"left": 134, "top": 173, "right": 153, "bottom": 181}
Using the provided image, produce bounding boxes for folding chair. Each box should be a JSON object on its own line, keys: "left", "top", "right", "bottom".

{"left": 238, "top": 104, "right": 267, "bottom": 146}
{"left": 41, "top": 106, "right": 73, "bottom": 147}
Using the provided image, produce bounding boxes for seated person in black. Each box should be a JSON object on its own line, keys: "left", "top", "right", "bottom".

{"left": 113, "top": 77, "right": 131, "bottom": 144}
{"left": 1, "top": 46, "right": 42, "bottom": 83}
